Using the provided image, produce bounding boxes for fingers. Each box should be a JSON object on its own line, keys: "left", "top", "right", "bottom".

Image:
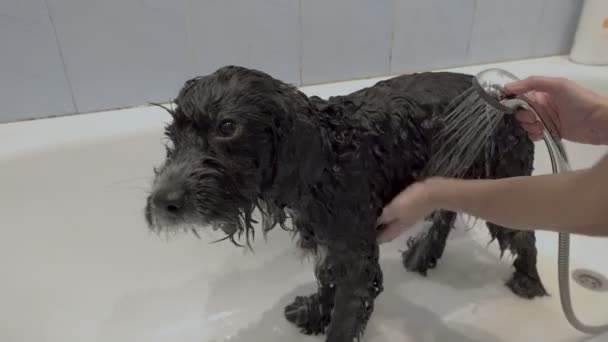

{"left": 377, "top": 222, "right": 404, "bottom": 244}
{"left": 522, "top": 123, "right": 545, "bottom": 141}
{"left": 377, "top": 207, "right": 391, "bottom": 225}
{"left": 376, "top": 181, "right": 434, "bottom": 243}
{"left": 529, "top": 131, "right": 543, "bottom": 141}
{"left": 515, "top": 110, "right": 536, "bottom": 124}
{"left": 515, "top": 109, "right": 544, "bottom": 140}
{"left": 523, "top": 122, "right": 544, "bottom": 134}
{"left": 378, "top": 197, "right": 402, "bottom": 225}
{"left": 504, "top": 76, "right": 567, "bottom": 95}
{"left": 377, "top": 203, "right": 412, "bottom": 243}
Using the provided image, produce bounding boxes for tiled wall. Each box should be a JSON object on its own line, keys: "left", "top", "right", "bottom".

{"left": 0, "top": 0, "right": 582, "bottom": 122}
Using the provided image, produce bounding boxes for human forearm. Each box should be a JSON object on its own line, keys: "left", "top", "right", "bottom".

{"left": 426, "top": 156, "right": 608, "bottom": 235}
{"left": 596, "top": 97, "right": 608, "bottom": 145}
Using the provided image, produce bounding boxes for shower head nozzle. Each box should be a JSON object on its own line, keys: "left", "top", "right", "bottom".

{"left": 472, "top": 68, "right": 522, "bottom": 113}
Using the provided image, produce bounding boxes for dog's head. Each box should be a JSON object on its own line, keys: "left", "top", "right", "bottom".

{"left": 145, "top": 66, "right": 323, "bottom": 246}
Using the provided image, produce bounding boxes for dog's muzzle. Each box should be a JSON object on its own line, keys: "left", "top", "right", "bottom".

{"left": 145, "top": 156, "right": 241, "bottom": 237}
{"left": 146, "top": 169, "right": 192, "bottom": 229}
{"left": 149, "top": 187, "right": 186, "bottom": 224}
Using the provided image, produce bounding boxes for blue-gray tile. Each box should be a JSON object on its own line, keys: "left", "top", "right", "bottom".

{"left": 467, "top": 0, "right": 544, "bottom": 64}
{"left": 47, "top": 0, "right": 196, "bottom": 113}
{"left": 533, "top": 0, "right": 583, "bottom": 56}
{"left": 301, "top": 0, "right": 393, "bottom": 85}
{"left": 0, "top": 0, "right": 75, "bottom": 122}
{"left": 391, "top": 0, "right": 475, "bottom": 74}
{"left": 189, "top": 0, "right": 299, "bottom": 85}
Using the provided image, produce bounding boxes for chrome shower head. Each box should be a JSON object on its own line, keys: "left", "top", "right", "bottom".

{"left": 472, "top": 68, "right": 523, "bottom": 113}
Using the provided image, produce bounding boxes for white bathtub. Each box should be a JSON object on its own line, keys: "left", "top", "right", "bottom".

{"left": 1, "top": 56, "right": 607, "bottom": 342}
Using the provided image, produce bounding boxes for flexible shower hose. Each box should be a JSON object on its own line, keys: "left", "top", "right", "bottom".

{"left": 540, "top": 118, "right": 608, "bottom": 335}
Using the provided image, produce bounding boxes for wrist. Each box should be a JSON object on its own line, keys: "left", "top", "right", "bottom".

{"left": 420, "top": 177, "right": 452, "bottom": 211}
{"left": 423, "top": 176, "right": 482, "bottom": 214}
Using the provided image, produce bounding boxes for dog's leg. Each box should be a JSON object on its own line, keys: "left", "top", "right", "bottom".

{"left": 486, "top": 223, "right": 548, "bottom": 298}
{"left": 284, "top": 253, "right": 336, "bottom": 335}
{"left": 324, "top": 243, "right": 383, "bottom": 342}
{"left": 402, "top": 210, "right": 456, "bottom": 275}
{"left": 483, "top": 135, "right": 546, "bottom": 298}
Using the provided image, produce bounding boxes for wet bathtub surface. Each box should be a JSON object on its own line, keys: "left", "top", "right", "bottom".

{"left": 1, "top": 56, "right": 607, "bottom": 341}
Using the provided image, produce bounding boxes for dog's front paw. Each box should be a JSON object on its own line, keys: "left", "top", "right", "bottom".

{"left": 284, "top": 294, "right": 330, "bottom": 335}
{"left": 401, "top": 237, "right": 436, "bottom": 276}
{"left": 506, "top": 272, "right": 548, "bottom": 299}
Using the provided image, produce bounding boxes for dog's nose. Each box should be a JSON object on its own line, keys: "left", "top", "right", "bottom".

{"left": 152, "top": 188, "right": 185, "bottom": 216}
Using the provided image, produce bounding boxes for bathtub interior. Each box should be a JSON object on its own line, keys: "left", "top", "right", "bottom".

{"left": 1, "top": 56, "right": 607, "bottom": 342}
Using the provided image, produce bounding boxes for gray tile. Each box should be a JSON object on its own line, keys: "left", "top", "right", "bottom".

{"left": 0, "top": 0, "right": 75, "bottom": 122}
{"left": 189, "top": 0, "right": 300, "bottom": 85}
{"left": 533, "top": 0, "right": 583, "bottom": 56}
{"left": 467, "top": 0, "right": 544, "bottom": 64}
{"left": 47, "top": 0, "right": 196, "bottom": 113}
{"left": 391, "top": 0, "right": 475, "bottom": 74}
{"left": 301, "top": 0, "right": 393, "bottom": 84}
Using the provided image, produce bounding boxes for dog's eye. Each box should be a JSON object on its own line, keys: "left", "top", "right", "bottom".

{"left": 218, "top": 120, "right": 237, "bottom": 137}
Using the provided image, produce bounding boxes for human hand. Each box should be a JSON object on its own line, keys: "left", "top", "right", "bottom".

{"left": 504, "top": 76, "right": 608, "bottom": 144}
{"left": 376, "top": 181, "right": 437, "bottom": 243}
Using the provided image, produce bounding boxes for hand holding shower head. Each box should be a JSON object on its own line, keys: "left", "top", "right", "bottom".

{"left": 473, "top": 68, "right": 552, "bottom": 117}
{"left": 471, "top": 68, "right": 570, "bottom": 168}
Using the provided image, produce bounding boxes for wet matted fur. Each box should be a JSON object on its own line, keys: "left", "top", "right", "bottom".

{"left": 145, "top": 66, "right": 547, "bottom": 342}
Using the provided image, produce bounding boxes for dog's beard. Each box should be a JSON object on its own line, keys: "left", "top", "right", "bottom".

{"left": 203, "top": 198, "right": 292, "bottom": 249}
{"left": 145, "top": 194, "right": 254, "bottom": 245}
{"left": 206, "top": 203, "right": 258, "bottom": 248}
{"left": 145, "top": 176, "right": 291, "bottom": 250}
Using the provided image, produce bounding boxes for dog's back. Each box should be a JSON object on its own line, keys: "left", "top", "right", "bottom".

{"left": 347, "top": 72, "right": 474, "bottom": 117}
{"left": 313, "top": 71, "right": 534, "bottom": 207}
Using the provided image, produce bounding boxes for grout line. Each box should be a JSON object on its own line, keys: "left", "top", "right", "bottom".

{"left": 44, "top": 0, "right": 79, "bottom": 114}
{"left": 531, "top": 0, "right": 548, "bottom": 56}
{"left": 464, "top": 0, "right": 478, "bottom": 64}
{"left": 297, "top": 0, "right": 304, "bottom": 86}
{"left": 388, "top": 0, "right": 397, "bottom": 74}
{"left": 184, "top": 0, "right": 199, "bottom": 72}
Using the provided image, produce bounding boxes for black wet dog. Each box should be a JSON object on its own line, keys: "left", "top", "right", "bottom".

{"left": 145, "top": 66, "right": 547, "bottom": 342}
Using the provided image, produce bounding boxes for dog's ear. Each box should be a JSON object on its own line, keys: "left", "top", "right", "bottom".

{"left": 268, "top": 86, "right": 325, "bottom": 196}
